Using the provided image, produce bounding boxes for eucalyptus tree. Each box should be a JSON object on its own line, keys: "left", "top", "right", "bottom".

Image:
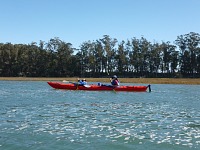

{"left": 130, "top": 37, "right": 151, "bottom": 76}
{"left": 183, "top": 51, "right": 191, "bottom": 74}
{"left": 25, "top": 42, "right": 41, "bottom": 76}
{"left": 45, "top": 37, "right": 75, "bottom": 76}
{"left": 0, "top": 43, "right": 16, "bottom": 76}
{"left": 116, "top": 40, "right": 129, "bottom": 74}
{"left": 159, "top": 41, "right": 179, "bottom": 76}
{"left": 170, "top": 46, "right": 179, "bottom": 74}
{"left": 185, "top": 32, "right": 200, "bottom": 75}
{"left": 160, "top": 42, "right": 171, "bottom": 73}
{"left": 12, "top": 44, "right": 27, "bottom": 76}
{"left": 124, "top": 40, "right": 132, "bottom": 72}
{"left": 45, "top": 37, "right": 61, "bottom": 76}
{"left": 79, "top": 41, "right": 98, "bottom": 76}
{"left": 87, "top": 42, "right": 96, "bottom": 75}
{"left": 175, "top": 35, "right": 187, "bottom": 75}
{"left": 69, "top": 54, "right": 80, "bottom": 77}
{"left": 36, "top": 40, "right": 49, "bottom": 76}
{"left": 175, "top": 32, "right": 200, "bottom": 76}
{"left": 94, "top": 40, "right": 104, "bottom": 74}
{"left": 75, "top": 49, "right": 82, "bottom": 76}
{"left": 57, "top": 41, "right": 74, "bottom": 76}
{"left": 149, "top": 43, "right": 162, "bottom": 75}
{"left": 100, "top": 35, "right": 118, "bottom": 73}
{"left": 139, "top": 37, "right": 151, "bottom": 75}
{"left": 79, "top": 41, "right": 91, "bottom": 76}
{"left": 13, "top": 44, "right": 26, "bottom": 76}
{"left": 129, "top": 37, "right": 140, "bottom": 73}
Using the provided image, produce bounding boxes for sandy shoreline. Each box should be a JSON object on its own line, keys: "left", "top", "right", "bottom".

{"left": 0, "top": 77, "right": 200, "bottom": 85}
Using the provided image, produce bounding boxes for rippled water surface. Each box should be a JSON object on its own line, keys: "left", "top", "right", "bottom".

{"left": 0, "top": 81, "right": 200, "bottom": 150}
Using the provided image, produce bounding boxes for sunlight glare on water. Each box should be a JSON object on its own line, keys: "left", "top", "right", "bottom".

{"left": 0, "top": 81, "right": 200, "bottom": 150}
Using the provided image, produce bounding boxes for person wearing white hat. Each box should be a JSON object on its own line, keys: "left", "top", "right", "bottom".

{"left": 110, "top": 75, "right": 119, "bottom": 87}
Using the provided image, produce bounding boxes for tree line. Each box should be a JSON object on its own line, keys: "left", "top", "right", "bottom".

{"left": 0, "top": 32, "right": 200, "bottom": 78}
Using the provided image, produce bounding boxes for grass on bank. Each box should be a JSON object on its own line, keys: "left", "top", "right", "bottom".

{"left": 0, "top": 77, "right": 200, "bottom": 85}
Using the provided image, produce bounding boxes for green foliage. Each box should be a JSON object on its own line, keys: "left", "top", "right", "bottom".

{"left": 0, "top": 32, "right": 200, "bottom": 77}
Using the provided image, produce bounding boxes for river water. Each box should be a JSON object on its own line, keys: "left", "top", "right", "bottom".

{"left": 0, "top": 81, "right": 200, "bottom": 150}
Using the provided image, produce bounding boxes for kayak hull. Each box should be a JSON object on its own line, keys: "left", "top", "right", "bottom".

{"left": 47, "top": 82, "right": 150, "bottom": 92}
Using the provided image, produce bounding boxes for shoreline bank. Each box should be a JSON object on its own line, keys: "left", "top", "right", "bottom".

{"left": 0, "top": 77, "right": 200, "bottom": 85}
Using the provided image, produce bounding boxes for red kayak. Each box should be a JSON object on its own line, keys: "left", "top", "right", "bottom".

{"left": 47, "top": 82, "right": 151, "bottom": 92}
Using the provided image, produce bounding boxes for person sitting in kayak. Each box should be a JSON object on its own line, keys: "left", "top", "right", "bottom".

{"left": 78, "top": 78, "right": 87, "bottom": 85}
{"left": 110, "top": 75, "right": 119, "bottom": 86}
